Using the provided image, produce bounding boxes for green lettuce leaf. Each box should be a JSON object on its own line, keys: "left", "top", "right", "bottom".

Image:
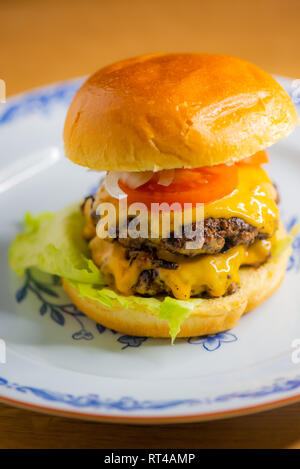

{"left": 69, "top": 279, "right": 161, "bottom": 311}
{"left": 9, "top": 205, "right": 104, "bottom": 284}
{"left": 68, "top": 279, "right": 194, "bottom": 342}
{"left": 272, "top": 224, "right": 300, "bottom": 258}
{"left": 159, "top": 297, "right": 194, "bottom": 342}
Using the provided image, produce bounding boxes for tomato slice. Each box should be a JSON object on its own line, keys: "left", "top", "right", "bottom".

{"left": 239, "top": 150, "right": 269, "bottom": 166}
{"left": 117, "top": 151, "right": 268, "bottom": 207}
{"left": 119, "top": 164, "right": 239, "bottom": 207}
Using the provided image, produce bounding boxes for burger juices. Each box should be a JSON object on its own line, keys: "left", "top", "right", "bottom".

{"left": 10, "top": 54, "right": 298, "bottom": 340}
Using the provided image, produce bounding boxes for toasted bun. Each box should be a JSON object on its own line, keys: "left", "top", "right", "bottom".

{"left": 64, "top": 53, "right": 298, "bottom": 172}
{"left": 62, "top": 245, "right": 291, "bottom": 339}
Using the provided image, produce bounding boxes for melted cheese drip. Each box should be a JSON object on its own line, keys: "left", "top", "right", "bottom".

{"left": 204, "top": 165, "right": 278, "bottom": 234}
{"left": 89, "top": 235, "right": 275, "bottom": 300}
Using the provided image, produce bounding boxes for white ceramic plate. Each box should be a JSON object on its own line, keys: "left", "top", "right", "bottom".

{"left": 1, "top": 77, "right": 300, "bottom": 424}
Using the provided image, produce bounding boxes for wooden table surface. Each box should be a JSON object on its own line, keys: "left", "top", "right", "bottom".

{"left": 1, "top": 400, "right": 300, "bottom": 449}
{"left": 1, "top": 0, "right": 300, "bottom": 449}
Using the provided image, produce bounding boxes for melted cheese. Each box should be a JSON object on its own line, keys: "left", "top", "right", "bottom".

{"left": 204, "top": 165, "right": 278, "bottom": 235}
{"left": 159, "top": 240, "right": 273, "bottom": 299}
{"left": 92, "top": 165, "right": 279, "bottom": 237}
{"left": 90, "top": 237, "right": 146, "bottom": 295}
{"left": 89, "top": 235, "right": 275, "bottom": 300}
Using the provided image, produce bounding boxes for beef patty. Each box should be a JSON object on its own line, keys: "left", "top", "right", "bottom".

{"left": 82, "top": 196, "right": 273, "bottom": 256}
{"left": 132, "top": 266, "right": 239, "bottom": 298}
{"left": 117, "top": 216, "right": 269, "bottom": 256}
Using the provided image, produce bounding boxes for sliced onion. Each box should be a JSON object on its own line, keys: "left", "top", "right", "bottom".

{"left": 105, "top": 169, "right": 175, "bottom": 199}
{"left": 119, "top": 171, "right": 153, "bottom": 189}
{"left": 157, "top": 169, "right": 175, "bottom": 186}
{"left": 104, "top": 171, "right": 127, "bottom": 199}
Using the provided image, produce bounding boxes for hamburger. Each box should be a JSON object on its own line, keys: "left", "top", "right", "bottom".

{"left": 10, "top": 53, "right": 298, "bottom": 341}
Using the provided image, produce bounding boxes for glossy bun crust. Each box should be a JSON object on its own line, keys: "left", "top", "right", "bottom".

{"left": 64, "top": 53, "right": 298, "bottom": 171}
{"left": 63, "top": 245, "right": 291, "bottom": 339}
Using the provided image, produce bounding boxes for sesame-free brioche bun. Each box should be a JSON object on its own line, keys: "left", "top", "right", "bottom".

{"left": 64, "top": 53, "right": 298, "bottom": 172}
{"left": 62, "top": 244, "right": 291, "bottom": 339}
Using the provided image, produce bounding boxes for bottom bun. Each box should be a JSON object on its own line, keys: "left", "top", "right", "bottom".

{"left": 63, "top": 246, "right": 291, "bottom": 338}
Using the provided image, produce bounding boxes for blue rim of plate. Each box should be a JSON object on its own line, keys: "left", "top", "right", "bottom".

{"left": 1, "top": 76, "right": 300, "bottom": 423}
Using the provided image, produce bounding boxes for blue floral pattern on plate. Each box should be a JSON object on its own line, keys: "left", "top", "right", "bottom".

{"left": 0, "top": 80, "right": 83, "bottom": 126}
{"left": 188, "top": 332, "right": 238, "bottom": 351}
{"left": 1, "top": 375, "right": 300, "bottom": 410}
{"left": 0, "top": 377, "right": 199, "bottom": 410}
{"left": 15, "top": 269, "right": 148, "bottom": 349}
{"left": 286, "top": 216, "right": 300, "bottom": 273}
